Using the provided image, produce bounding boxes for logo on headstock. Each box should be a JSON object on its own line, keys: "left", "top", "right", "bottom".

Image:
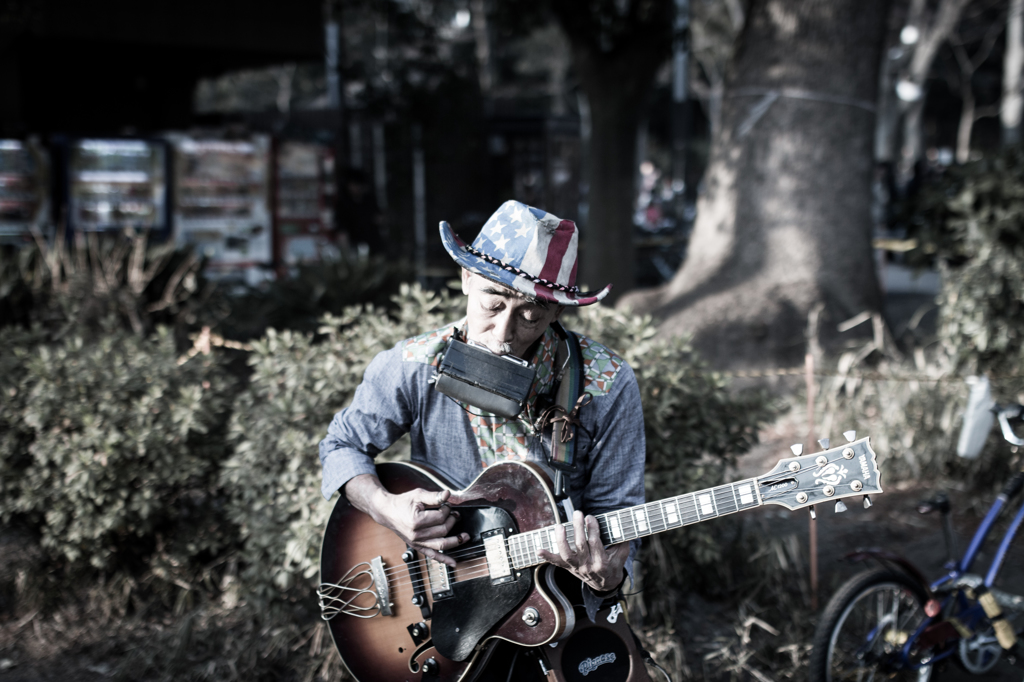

{"left": 815, "top": 462, "right": 849, "bottom": 487}
{"left": 859, "top": 454, "right": 871, "bottom": 480}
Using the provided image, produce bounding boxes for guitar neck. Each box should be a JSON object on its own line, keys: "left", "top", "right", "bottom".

{"left": 506, "top": 478, "right": 764, "bottom": 570}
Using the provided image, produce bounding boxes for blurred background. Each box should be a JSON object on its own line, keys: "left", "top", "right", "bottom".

{"left": 3, "top": 0, "right": 1024, "bottom": 680}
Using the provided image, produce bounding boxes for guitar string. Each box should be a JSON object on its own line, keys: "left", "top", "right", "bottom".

{"left": 371, "top": 484, "right": 865, "bottom": 599}
{"left": 375, "top": 479, "right": 775, "bottom": 581}
{"left": 389, "top": 469, "right": 853, "bottom": 580}
{"left": 363, "top": 455, "right": 864, "bottom": 592}
{"left": 375, "top": 489, "right": 741, "bottom": 593}
{"left": 375, "top": 478, "right": 760, "bottom": 577}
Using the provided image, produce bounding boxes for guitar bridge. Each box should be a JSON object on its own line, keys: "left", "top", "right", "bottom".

{"left": 369, "top": 556, "right": 394, "bottom": 616}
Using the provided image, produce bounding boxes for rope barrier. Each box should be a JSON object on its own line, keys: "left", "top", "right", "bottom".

{"left": 176, "top": 326, "right": 1016, "bottom": 384}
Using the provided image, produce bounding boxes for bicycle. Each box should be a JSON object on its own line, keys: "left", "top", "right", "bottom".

{"left": 808, "top": 403, "right": 1024, "bottom": 682}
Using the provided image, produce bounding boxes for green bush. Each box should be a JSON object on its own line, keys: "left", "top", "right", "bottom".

{"left": 905, "top": 146, "right": 1024, "bottom": 379}
{"left": 859, "top": 147, "right": 1024, "bottom": 485}
{"left": 221, "top": 285, "right": 462, "bottom": 601}
{"left": 225, "top": 286, "right": 774, "bottom": 618}
{"left": 0, "top": 324, "right": 236, "bottom": 572}
{"left": 571, "top": 306, "right": 776, "bottom": 615}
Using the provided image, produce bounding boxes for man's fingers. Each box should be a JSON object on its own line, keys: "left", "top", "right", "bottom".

{"left": 584, "top": 515, "right": 604, "bottom": 552}
{"left": 417, "top": 532, "right": 470, "bottom": 567}
{"left": 553, "top": 522, "right": 573, "bottom": 559}
{"left": 572, "top": 511, "right": 589, "bottom": 557}
{"left": 537, "top": 549, "right": 570, "bottom": 570}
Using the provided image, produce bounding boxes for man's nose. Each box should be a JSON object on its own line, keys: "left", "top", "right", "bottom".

{"left": 491, "top": 311, "right": 515, "bottom": 347}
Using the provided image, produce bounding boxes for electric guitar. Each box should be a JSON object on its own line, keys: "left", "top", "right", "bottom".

{"left": 318, "top": 435, "right": 882, "bottom": 682}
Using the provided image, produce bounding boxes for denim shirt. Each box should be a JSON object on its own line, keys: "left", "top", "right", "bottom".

{"left": 319, "top": 322, "right": 646, "bottom": 618}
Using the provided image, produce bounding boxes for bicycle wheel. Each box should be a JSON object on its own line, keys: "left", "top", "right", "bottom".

{"left": 809, "top": 569, "right": 931, "bottom": 682}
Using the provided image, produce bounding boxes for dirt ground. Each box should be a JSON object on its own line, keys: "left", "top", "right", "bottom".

{"left": 726, "top": 419, "right": 1024, "bottom": 682}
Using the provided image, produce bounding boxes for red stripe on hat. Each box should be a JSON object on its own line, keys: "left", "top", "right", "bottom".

{"left": 538, "top": 220, "right": 575, "bottom": 284}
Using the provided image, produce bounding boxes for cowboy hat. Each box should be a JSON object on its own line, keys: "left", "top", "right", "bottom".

{"left": 440, "top": 200, "right": 611, "bottom": 306}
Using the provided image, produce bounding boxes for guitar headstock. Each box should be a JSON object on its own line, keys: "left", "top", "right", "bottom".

{"left": 755, "top": 434, "right": 882, "bottom": 513}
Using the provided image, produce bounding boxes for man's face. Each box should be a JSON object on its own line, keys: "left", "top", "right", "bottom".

{"left": 462, "top": 270, "right": 563, "bottom": 359}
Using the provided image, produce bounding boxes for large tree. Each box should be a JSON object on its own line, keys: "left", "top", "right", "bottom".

{"left": 549, "top": 0, "right": 673, "bottom": 299}
{"left": 622, "top": 0, "right": 891, "bottom": 368}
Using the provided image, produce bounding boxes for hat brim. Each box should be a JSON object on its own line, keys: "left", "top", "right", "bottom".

{"left": 440, "top": 221, "right": 611, "bottom": 306}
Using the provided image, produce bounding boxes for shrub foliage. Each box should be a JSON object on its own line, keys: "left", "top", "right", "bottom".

{"left": 0, "top": 325, "right": 235, "bottom": 571}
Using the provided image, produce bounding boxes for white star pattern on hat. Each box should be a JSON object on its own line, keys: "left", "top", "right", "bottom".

{"left": 492, "top": 234, "right": 509, "bottom": 253}
{"left": 510, "top": 204, "right": 525, "bottom": 225}
{"left": 514, "top": 223, "right": 531, "bottom": 239}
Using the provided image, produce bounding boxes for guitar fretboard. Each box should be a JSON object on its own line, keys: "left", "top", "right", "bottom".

{"left": 505, "top": 479, "right": 763, "bottom": 570}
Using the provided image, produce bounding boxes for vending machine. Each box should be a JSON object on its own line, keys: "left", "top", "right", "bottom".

{"left": 66, "top": 138, "right": 169, "bottom": 236}
{"left": 0, "top": 138, "right": 50, "bottom": 242}
{"left": 169, "top": 135, "right": 272, "bottom": 283}
{"left": 273, "top": 141, "right": 336, "bottom": 266}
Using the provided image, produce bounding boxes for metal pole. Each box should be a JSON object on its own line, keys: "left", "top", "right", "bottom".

{"left": 324, "top": 0, "right": 347, "bottom": 237}
{"left": 672, "top": 0, "right": 690, "bottom": 208}
{"left": 412, "top": 124, "right": 426, "bottom": 285}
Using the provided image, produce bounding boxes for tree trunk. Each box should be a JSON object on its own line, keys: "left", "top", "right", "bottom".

{"left": 569, "top": 39, "right": 666, "bottom": 300}
{"left": 621, "top": 0, "right": 889, "bottom": 369}
{"left": 551, "top": 0, "right": 672, "bottom": 302}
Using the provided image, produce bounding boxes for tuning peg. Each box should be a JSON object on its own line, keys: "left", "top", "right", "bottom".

{"left": 835, "top": 500, "right": 848, "bottom": 513}
{"left": 844, "top": 430, "right": 857, "bottom": 443}
{"left": 790, "top": 444, "right": 803, "bottom": 456}
{"left": 818, "top": 438, "right": 830, "bottom": 450}
{"left": 809, "top": 505, "right": 817, "bottom": 520}
{"left": 863, "top": 495, "right": 873, "bottom": 509}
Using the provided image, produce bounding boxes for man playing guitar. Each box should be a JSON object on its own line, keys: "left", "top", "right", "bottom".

{"left": 319, "top": 200, "right": 648, "bottom": 680}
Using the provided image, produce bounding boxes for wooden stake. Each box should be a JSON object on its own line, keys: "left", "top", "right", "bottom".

{"left": 806, "top": 351, "right": 819, "bottom": 611}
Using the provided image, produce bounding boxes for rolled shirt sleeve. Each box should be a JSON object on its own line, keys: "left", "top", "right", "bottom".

{"left": 319, "top": 347, "right": 413, "bottom": 500}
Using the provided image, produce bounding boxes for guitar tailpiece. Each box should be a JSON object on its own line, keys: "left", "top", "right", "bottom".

{"left": 317, "top": 562, "right": 385, "bottom": 621}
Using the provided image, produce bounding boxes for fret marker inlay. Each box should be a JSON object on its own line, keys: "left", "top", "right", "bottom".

{"left": 739, "top": 484, "right": 754, "bottom": 505}
{"left": 699, "top": 494, "right": 714, "bottom": 516}
{"left": 609, "top": 515, "right": 622, "bottom": 539}
{"left": 633, "top": 509, "right": 648, "bottom": 533}
{"left": 666, "top": 500, "right": 679, "bottom": 524}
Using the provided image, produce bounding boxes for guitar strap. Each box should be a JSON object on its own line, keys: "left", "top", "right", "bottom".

{"left": 536, "top": 321, "right": 588, "bottom": 501}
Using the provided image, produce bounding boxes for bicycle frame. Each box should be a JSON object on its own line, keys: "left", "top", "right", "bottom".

{"left": 889, "top": 464, "right": 1024, "bottom": 672}
{"left": 820, "top": 404, "right": 1024, "bottom": 681}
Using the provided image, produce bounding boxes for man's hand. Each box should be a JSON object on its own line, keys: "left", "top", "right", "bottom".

{"left": 537, "top": 510, "right": 628, "bottom": 593}
{"left": 343, "top": 474, "right": 469, "bottom": 567}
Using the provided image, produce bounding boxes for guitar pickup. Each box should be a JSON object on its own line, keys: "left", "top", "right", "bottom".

{"left": 482, "top": 529, "right": 514, "bottom": 584}
{"left": 427, "top": 559, "right": 452, "bottom": 600}
{"left": 369, "top": 556, "right": 394, "bottom": 617}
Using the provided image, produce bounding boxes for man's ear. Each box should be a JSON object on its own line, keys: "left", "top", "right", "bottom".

{"left": 461, "top": 268, "right": 472, "bottom": 295}
{"left": 553, "top": 305, "right": 566, "bottom": 321}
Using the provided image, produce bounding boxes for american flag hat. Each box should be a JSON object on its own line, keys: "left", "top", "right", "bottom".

{"left": 440, "top": 200, "right": 611, "bottom": 306}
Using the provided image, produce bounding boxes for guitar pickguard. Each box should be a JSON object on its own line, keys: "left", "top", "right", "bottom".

{"left": 431, "top": 506, "right": 531, "bottom": 662}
